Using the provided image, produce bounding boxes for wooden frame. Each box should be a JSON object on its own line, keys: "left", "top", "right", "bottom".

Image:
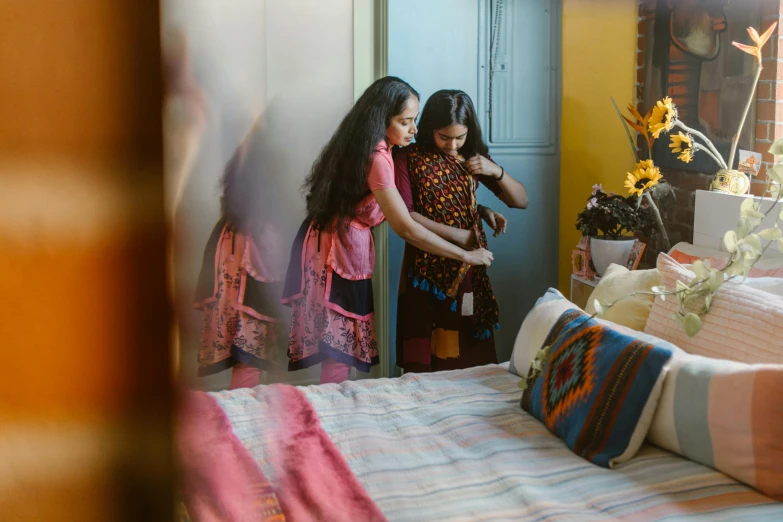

{"left": 354, "top": 0, "right": 390, "bottom": 379}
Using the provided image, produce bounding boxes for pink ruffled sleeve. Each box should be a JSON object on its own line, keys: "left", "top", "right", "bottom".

{"left": 367, "top": 145, "right": 396, "bottom": 191}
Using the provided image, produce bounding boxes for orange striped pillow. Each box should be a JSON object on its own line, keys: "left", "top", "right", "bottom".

{"left": 670, "top": 249, "right": 783, "bottom": 278}
{"left": 649, "top": 353, "right": 783, "bottom": 501}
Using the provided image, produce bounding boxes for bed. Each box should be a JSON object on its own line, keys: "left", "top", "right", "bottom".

{"left": 179, "top": 362, "right": 783, "bottom": 521}
{"left": 179, "top": 201, "right": 783, "bottom": 520}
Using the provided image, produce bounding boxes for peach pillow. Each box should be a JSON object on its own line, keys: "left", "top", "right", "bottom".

{"left": 644, "top": 253, "right": 783, "bottom": 364}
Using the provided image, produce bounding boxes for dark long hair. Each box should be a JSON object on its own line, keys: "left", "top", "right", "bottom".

{"left": 415, "top": 89, "right": 488, "bottom": 158}
{"left": 220, "top": 117, "right": 282, "bottom": 233}
{"left": 220, "top": 138, "right": 254, "bottom": 229}
{"left": 303, "top": 76, "right": 419, "bottom": 229}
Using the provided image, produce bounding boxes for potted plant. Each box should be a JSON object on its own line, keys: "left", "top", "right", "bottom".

{"left": 575, "top": 185, "right": 655, "bottom": 276}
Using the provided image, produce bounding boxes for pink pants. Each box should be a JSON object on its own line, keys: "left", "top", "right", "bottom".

{"left": 230, "top": 360, "right": 349, "bottom": 387}
{"left": 319, "top": 358, "right": 351, "bottom": 384}
{"left": 229, "top": 363, "right": 263, "bottom": 389}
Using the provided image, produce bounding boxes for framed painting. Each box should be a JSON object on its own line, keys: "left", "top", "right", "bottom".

{"left": 641, "top": 0, "right": 762, "bottom": 172}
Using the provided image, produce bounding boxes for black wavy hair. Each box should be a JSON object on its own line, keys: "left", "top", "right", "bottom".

{"left": 220, "top": 119, "right": 276, "bottom": 232}
{"left": 415, "top": 89, "right": 488, "bottom": 158}
{"left": 220, "top": 137, "right": 254, "bottom": 229}
{"left": 303, "top": 76, "right": 419, "bottom": 229}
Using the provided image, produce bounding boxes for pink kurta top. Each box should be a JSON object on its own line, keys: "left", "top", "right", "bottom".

{"left": 316, "top": 141, "right": 396, "bottom": 281}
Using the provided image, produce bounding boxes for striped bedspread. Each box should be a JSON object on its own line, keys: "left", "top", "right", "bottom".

{"left": 211, "top": 364, "right": 783, "bottom": 521}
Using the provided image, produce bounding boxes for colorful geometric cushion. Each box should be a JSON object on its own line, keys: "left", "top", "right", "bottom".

{"left": 521, "top": 308, "right": 673, "bottom": 468}
{"left": 649, "top": 352, "right": 783, "bottom": 501}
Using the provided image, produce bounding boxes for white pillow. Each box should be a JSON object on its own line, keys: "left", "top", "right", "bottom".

{"left": 738, "top": 276, "right": 783, "bottom": 298}
{"left": 508, "top": 289, "right": 578, "bottom": 377}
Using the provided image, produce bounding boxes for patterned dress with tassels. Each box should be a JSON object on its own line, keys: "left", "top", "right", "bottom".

{"left": 394, "top": 144, "right": 504, "bottom": 372}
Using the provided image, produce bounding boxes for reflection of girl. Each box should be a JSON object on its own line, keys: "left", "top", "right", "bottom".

{"left": 193, "top": 121, "right": 286, "bottom": 389}
{"left": 394, "top": 90, "right": 528, "bottom": 373}
{"left": 282, "top": 78, "right": 493, "bottom": 384}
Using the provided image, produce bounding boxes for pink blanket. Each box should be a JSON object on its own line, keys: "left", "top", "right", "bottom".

{"left": 177, "top": 386, "right": 386, "bottom": 522}
{"left": 177, "top": 391, "right": 285, "bottom": 522}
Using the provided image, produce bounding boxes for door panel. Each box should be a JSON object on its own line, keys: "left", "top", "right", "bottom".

{"left": 387, "top": 0, "right": 561, "bottom": 370}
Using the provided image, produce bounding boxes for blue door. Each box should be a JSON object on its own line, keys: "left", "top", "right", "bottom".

{"left": 387, "top": 0, "right": 561, "bottom": 373}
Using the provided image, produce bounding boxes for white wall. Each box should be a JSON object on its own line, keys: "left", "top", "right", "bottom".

{"left": 162, "top": 0, "right": 354, "bottom": 390}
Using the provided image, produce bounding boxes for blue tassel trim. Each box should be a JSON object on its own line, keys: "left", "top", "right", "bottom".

{"left": 409, "top": 275, "right": 499, "bottom": 335}
{"left": 411, "top": 274, "right": 456, "bottom": 307}
{"left": 473, "top": 323, "right": 500, "bottom": 340}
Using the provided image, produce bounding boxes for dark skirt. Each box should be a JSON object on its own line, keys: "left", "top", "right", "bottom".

{"left": 396, "top": 246, "right": 497, "bottom": 373}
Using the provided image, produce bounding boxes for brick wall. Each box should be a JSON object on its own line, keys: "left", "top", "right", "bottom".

{"left": 756, "top": 0, "right": 783, "bottom": 187}
{"left": 635, "top": 0, "right": 783, "bottom": 265}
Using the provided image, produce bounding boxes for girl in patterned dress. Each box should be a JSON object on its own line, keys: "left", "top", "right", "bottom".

{"left": 282, "top": 77, "right": 494, "bottom": 384}
{"left": 394, "top": 90, "right": 529, "bottom": 373}
{"left": 194, "top": 120, "right": 287, "bottom": 389}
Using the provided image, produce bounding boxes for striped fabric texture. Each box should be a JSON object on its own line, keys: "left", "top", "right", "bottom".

{"left": 212, "top": 365, "right": 783, "bottom": 520}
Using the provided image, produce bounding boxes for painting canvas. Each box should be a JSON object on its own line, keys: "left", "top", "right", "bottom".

{"left": 642, "top": 0, "right": 761, "bottom": 172}
{"left": 625, "top": 241, "right": 646, "bottom": 271}
{"left": 738, "top": 149, "right": 762, "bottom": 177}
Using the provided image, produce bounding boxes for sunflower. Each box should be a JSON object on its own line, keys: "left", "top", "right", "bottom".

{"left": 669, "top": 131, "right": 694, "bottom": 163}
{"left": 648, "top": 97, "right": 677, "bottom": 138}
{"left": 625, "top": 159, "right": 663, "bottom": 197}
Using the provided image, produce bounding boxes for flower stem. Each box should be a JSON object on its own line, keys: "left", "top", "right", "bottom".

{"left": 610, "top": 96, "right": 641, "bottom": 162}
{"left": 692, "top": 143, "right": 727, "bottom": 169}
{"left": 728, "top": 63, "right": 763, "bottom": 169}
{"left": 644, "top": 191, "right": 671, "bottom": 252}
{"left": 675, "top": 120, "right": 728, "bottom": 169}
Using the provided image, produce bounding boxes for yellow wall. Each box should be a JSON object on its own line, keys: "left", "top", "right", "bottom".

{"left": 559, "top": 0, "right": 639, "bottom": 292}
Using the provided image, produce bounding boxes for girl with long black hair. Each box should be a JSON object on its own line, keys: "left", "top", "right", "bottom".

{"left": 282, "top": 78, "right": 493, "bottom": 384}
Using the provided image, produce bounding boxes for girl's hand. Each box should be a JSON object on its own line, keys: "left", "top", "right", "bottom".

{"left": 464, "top": 248, "right": 494, "bottom": 267}
{"left": 460, "top": 228, "right": 478, "bottom": 250}
{"left": 479, "top": 206, "right": 508, "bottom": 237}
{"left": 465, "top": 155, "right": 502, "bottom": 178}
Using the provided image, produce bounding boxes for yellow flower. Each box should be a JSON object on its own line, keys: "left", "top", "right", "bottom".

{"left": 625, "top": 159, "right": 663, "bottom": 197}
{"left": 648, "top": 97, "right": 677, "bottom": 138}
{"left": 669, "top": 132, "right": 694, "bottom": 163}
